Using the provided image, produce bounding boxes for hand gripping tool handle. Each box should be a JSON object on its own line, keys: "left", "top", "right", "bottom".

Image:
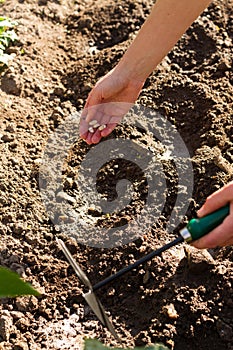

{"left": 180, "top": 204, "right": 230, "bottom": 242}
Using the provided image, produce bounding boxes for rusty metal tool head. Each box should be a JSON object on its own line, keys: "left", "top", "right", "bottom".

{"left": 56, "top": 238, "right": 121, "bottom": 342}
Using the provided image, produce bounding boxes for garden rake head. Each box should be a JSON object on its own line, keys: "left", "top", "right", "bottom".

{"left": 56, "top": 205, "right": 229, "bottom": 341}
{"left": 56, "top": 238, "right": 121, "bottom": 342}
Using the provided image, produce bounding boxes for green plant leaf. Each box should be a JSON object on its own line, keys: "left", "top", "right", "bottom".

{"left": 0, "top": 17, "right": 18, "bottom": 68}
{"left": 84, "top": 339, "right": 169, "bottom": 350}
{"left": 0, "top": 266, "right": 40, "bottom": 298}
{"left": 1, "top": 31, "right": 18, "bottom": 42}
{"left": 0, "top": 53, "right": 10, "bottom": 65}
{"left": 0, "top": 36, "right": 10, "bottom": 46}
{"left": 0, "top": 18, "right": 18, "bottom": 28}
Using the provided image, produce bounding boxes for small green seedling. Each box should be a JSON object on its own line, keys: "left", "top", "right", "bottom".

{"left": 84, "top": 339, "right": 169, "bottom": 350}
{"left": 0, "top": 266, "right": 40, "bottom": 298}
{"left": 0, "top": 16, "right": 18, "bottom": 67}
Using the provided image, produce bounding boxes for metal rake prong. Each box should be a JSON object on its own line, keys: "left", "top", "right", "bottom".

{"left": 56, "top": 238, "right": 121, "bottom": 342}
{"left": 56, "top": 237, "right": 92, "bottom": 289}
{"left": 84, "top": 290, "right": 122, "bottom": 343}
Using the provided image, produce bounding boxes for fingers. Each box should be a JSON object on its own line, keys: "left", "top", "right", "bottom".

{"left": 100, "top": 123, "right": 117, "bottom": 138}
{"left": 91, "top": 129, "right": 102, "bottom": 144}
{"left": 192, "top": 198, "right": 233, "bottom": 249}
{"left": 197, "top": 181, "right": 233, "bottom": 217}
{"left": 192, "top": 212, "right": 233, "bottom": 249}
{"left": 80, "top": 122, "right": 117, "bottom": 144}
{"left": 79, "top": 102, "right": 130, "bottom": 144}
{"left": 79, "top": 118, "right": 89, "bottom": 138}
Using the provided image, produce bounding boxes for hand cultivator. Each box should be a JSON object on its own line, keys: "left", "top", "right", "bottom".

{"left": 57, "top": 204, "right": 229, "bottom": 341}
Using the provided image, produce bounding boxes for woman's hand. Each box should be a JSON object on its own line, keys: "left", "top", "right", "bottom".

{"left": 80, "top": 0, "right": 212, "bottom": 145}
{"left": 192, "top": 181, "right": 233, "bottom": 249}
{"left": 79, "top": 68, "right": 144, "bottom": 145}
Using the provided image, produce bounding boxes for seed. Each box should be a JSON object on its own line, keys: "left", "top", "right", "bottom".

{"left": 98, "top": 124, "right": 107, "bottom": 131}
{"left": 93, "top": 122, "right": 100, "bottom": 128}
{"left": 88, "top": 127, "right": 94, "bottom": 133}
{"left": 89, "top": 119, "right": 98, "bottom": 126}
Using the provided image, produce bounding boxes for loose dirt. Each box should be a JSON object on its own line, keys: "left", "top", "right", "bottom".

{"left": 0, "top": 0, "right": 232, "bottom": 349}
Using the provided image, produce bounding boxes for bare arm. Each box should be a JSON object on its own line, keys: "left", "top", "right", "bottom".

{"left": 115, "top": 0, "right": 212, "bottom": 82}
{"left": 81, "top": 0, "right": 211, "bottom": 144}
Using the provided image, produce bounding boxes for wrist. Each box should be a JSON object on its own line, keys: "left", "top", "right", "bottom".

{"left": 113, "top": 59, "right": 148, "bottom": 87}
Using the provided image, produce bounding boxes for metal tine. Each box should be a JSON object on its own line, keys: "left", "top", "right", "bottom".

{"left": 56, "top": 238, "right": 92, "bottom": 290}
{"left": 84, "top": 291, "right": 122, "bottom": 343}
{"left": 56, "top": 238, "right": 122, "bottom": 342}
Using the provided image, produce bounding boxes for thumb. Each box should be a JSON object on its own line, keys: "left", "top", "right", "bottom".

{"left": 84, "top": 87, "right": 103, "bottom": 123}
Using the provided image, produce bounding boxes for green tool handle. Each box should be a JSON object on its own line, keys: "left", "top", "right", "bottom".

{"left": 93, "top": 204, "right": 230, "bottom": 291}
{"left": 181, "top": 204, "right": 230, "bottom": 242}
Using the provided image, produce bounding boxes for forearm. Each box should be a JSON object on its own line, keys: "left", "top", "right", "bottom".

{"left": 116, "top": 0, "right": 211, "bottom": 82}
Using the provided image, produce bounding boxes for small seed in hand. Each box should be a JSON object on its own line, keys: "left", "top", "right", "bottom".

{"left": 98, "top": 124, "right": 107, "bottom": 131}
{"left": 89, "top": 119, "right": 98, "bottom": 126}
{"left": 93, "top": 122, "right": 100, "bottom": 128}
{"left": 88, "top": 127, "right": 94, "bottom": 133}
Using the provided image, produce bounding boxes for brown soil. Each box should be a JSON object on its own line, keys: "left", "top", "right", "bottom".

{"left": 0, "top": 0, "right": 233, "bottom": 349}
